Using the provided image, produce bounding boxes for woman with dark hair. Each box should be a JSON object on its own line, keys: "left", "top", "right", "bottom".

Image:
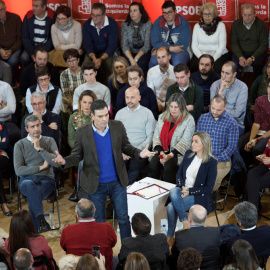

{"left": 2, "top": 210, "right": 55, "bottom": 270}
{"left": 124, "top": 252, "right": 150, "bottom": 270}
{"left": 177, "top": 248, "right": 202, "bottom": 270}
{"left": 148, "top": 93, "right": 195, "bottom": 183}
{"left": 108, "top": 56, "right": 129, "bottom": 113}
{"left": 223, "top": 240, "right": 262, "bottom": 270}
{"left": 121, "top": 2, "right": 152, "bottom": 75}
{"left": 49, "top": 5, "right": 83, "bottom": 67}
{"left": 0, "top": 122, "right": 12, "bottom": 216}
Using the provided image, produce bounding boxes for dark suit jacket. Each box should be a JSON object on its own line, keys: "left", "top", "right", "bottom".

{"left": 176, "top": 149, "right": 217, "bottom": 214}
{"left": 171, "top": 226, "right": 221, "bottom": 270}
{"left": 64, "top": 120, "right": 140, "bottom": 194}
{"left": 118, "top": 234, "right": 169, "bottom": 270}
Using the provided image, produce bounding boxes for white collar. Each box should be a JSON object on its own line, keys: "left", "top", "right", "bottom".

{"left": 127, "top": 104, "right": 141, "bottom": 112}
{"left": 91, "top": 15, "right": 109, "bottom": 29}
{"left": 35, "top": 10, "right": 48, "bottom": 20}
{"left": 78, "top": 219, "right": 96, "bottom": 223}
{"left": 27, "top": 134, "right": 42, "bottom": 142}
{"left": 242, "top": 225, "right": 256, "bottom": 231}
{"left": 178, "top": 84, "right": 189, "bottom": 92}
{"left": 92, "top": 123, "right": 109, "bottom": 137}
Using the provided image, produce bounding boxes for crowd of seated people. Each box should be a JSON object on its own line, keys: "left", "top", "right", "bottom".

{"left": 1, "top": 0, "right": 270, "bottom": 269}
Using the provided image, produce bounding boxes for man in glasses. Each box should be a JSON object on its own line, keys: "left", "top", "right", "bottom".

{"left": 83, "top": 3, "right": 119, "bottom": 84}
{"left": 149, "top": 1, "right": 191, "bottom": 69}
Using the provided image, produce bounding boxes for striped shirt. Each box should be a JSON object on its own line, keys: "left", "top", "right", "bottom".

{"left": 196, "top": 111, "right": 239, "bottom": 162}
{"left": 33, "top": 11, "right": 47, "bottom": 44}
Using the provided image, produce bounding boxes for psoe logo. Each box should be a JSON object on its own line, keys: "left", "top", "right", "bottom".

{"left": 47, "top": 3, "right": 67, "bottom": 11}
{"left": 78, "top": 0, "right": 92, "bottom": 14}
{"left": 216, "top": 0, "right": 227, "bottom": 16}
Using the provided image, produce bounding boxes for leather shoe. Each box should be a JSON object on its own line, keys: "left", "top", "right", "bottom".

{"left": 68, "top": 190, "right": 79, "bottom": 202}
{"left": 1, "top": 206, "right": 13, "bottom": 216}
{"left": 38, "top": 220, "right": 51, "bottom": 233}
{"left": 47, "top": 193, "right": 56, "bottom": 203}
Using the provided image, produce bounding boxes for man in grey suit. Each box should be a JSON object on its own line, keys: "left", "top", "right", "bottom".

{"left": 53, "top": 100, "right": 154, "bottom": 239}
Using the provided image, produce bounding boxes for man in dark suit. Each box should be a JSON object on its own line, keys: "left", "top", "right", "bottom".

{"left": 118, "top": 213, "right": 169, "bottom": 269}
{"left": 53, "top": 100, "right": 154, "bottom": 240}
{"left": 226, "top": 201, "right": 270, "bottom": 260}
{"left": 170, "top": 205, "right": 221, "bottom": 270}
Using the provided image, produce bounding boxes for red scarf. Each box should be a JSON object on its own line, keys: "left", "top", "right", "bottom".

{"left": 160, "top": 115, "right": 183, "bottom": 151}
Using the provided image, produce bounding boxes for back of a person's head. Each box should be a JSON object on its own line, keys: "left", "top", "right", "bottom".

{"left": 234, "top": 202, "right": 257, "bottom": 229}
{"left": 75, "top": 254, "right": 99, "bottom": 270}
{"left": 189, "top": 205, "right": 207, "bottom": 226}
{"left": 13, "top": 248, "right": 33, "bottom": 270}
{"left": 131, "top": 213, "right": 151, "bottom": 236}
{"left": 75, "top": 199, "right": 95, "bottom": 219}
{"left": 124, "top": 252, "right": 150, "bottom": 270}
{"left": 177, "top": 248, "right": 202, "bottom": 270}
{"left": 230, "top": 240, "right": 259, "bottom": 270}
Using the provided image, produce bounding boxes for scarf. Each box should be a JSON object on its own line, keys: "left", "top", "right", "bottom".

{"left": 131, "top": 21, "right": 144, "bottom": 50}
{"left": 56, "top": 18, "right": 73, "bottom": 32}
{"left": 160, "top": 115, "right": 183, "bottom": 151}
{"left": 199, "top": 16, "right": 221, "bottom": 36}
{"left": 171, "top": 79, "right": 196, "bottom": 105}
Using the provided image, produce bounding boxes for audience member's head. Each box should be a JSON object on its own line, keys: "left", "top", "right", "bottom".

{"left": 230, "top": 239, "right": 259, "bottom": 270}
{"left": 199, "top": 2, "right": 219, "bottom": 18}
{"left": 234, "top": 201, "right": 258, "bottom": 229}
{"left": 110, "top": 56, "right": 129, "bottom": 90}
{"left": 75, "top": 199, "right": 96, "bottom": 220}
{"left": 188, "top": 205, "right": 207, "bottom": 226}
{"left": 211, "top": 94, "right": 227, "bottom": 120}
{"left": 91, "top": 3, "right": 106, "bottom": 27}
{"left": 8, "top": 210, "right": 38, "bottom": 257}
{"left": 35, "top": 66, "right": 50, "bottom": 81}
{"left": 55, "top": 5, "right": 71, "bottom": 19}
{"left": 125, "top": 2, "right": 150, "bottom": 25}
{"left": 177, "top": 248, "right": 202, "bottom": 270}
{"left": 81, "top": 62, "right": 97, "bottom": 84}
{"left": 131, "top": 213, "right": 151, "bottom": 236}
{"left": 13, "top": 248, "right": 34, "bottom": 270}
{"left": 174, "top": 63, "right": 190, "bottom": 89}
{"left": 157, "top": 47, "right": 171, "bottom": 69}
{"left": 33, "top": 47, "right": 48, "bottom": 68}
{"left": 78, "top": 90, "right": 97, "bottom": 115}
{"left": 263, "top": 59, "right": 270, "bottom": 78}
{"left": 63, "top": 49, "right": 80, "bottom": 71}
{"left": 31, "top": 91, "right": 46, "bottom": 115}
{"left": 127, "top": 66, "right": 144, "bottom": 88}
{"left": 24, "top": 114, "right": 42, "bottom": 139}
{"left": 75, "top": 254, "right": 99, "bottom": 270}
{"left": 0, "top": 1, "right": 6, "bottom": 21}
{"left": 124, "top": 252, "right": 150, "bottom": 270}
{"left": 241, "top": 3, "right": 256, "bottom": 27}
{"left": 32, "top": 0, "right": 47, "bottom": 17}
{"left": 125, "top": 87, "right": 141, "bottom": 110}
{"left": 198, "top": 54, "right": 214, "bottom": 77}
{"left": 221, "top": 61, "right": 237, "bottom": 84}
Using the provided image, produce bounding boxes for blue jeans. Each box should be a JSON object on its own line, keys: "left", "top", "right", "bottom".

{"left": 20, "top": 50, "right": 31, "bottom": 68}
{"left": 167, "top": 187, "right": 195, "bottom": 236}
{"left": 18, "top": 175, "right": 55, "bottom": 232}
{"left": 88, "top": 180, "right": 131, "bottom": 240}
{"left": 149, "top": 51, "right": 190, "bottom": 69}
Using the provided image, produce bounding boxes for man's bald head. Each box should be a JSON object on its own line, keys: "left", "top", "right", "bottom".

{"left": 75, "top": 198, "right": 95, "bottom": 219}
{"left": 125, "top": 86, "right": 141, "bottom": 111}
{"left": 189, "top": 205, "right": 207, "bottom": 225}
{"left": 13, "top": 248, "right": 33, "bottom": 270}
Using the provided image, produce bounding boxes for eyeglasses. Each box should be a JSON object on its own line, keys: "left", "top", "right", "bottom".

{"left": 202, "top": 13, "right": 213, "bottom": 17}
{"left": 56, "top": 17, "right": 68, "bottom": 21}
{"left": 37, "top": 77, "right": 50, "bottom": 83}
{"left": 91, "top": 14, "right": 102, "bottom": 18}
{"left": 66, "top": 59, "right": 78, "bottom": 64}
{"left": 31, "top": 102, "right": 44, "bottom": 106}
{"left": 162, "top": 10, "right": 174, "bottom": 16}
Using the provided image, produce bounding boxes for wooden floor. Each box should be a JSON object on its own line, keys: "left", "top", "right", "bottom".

{"left": 1, "top": 176, "right": 270, "bottom": 269}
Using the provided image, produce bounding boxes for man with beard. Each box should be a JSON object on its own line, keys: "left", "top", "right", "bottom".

{"left": 190, "top": 54, "right": 220, "bottom": 109}
{"left": 147, "top": 47, "right": 176, "bottom": 112}
{"left": 196, "top": 94, "right": 239, "bottom": 190}
{"left": 210, "top": 61, "right": 248, "bottom": 137}
{"left": 166, "top": 63, "right": 203, "bottom": 121}
{"left": 20, "top": 47, "right": 60, "bottom": 97}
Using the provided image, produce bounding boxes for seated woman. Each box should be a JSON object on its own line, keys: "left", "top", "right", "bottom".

{"left": 49, "top": 5, "right": 82, "bottom": 68}
{"left": 190, "top": 2, "right": 230, "bottom": 74}
{"left": 116, "top": 66, "right": 158, "bottom": 120}
{"left": 1, "top": 210, "right": 55, "bottom": 270}
{"left": 0, "top": 122, "right": 12, "bottom": 216}
{"left": 121, "top": 2, "right": 152, "bottom": 76}
{"left": 248, "top": 59, "right": 270, "bottom": 107}
{"left": 167, "top": 131, "right": 217, "bottom": 237}
{"left": 247, "top": 137, "right": 270, "bottom": 210}
{"left": 223, "top": 239, "right": 262, "bottom": 270}
{"left": 148, "top": 93, "right": 195, "bottom": 183}
{"left": 108, "top": 57, "right": 129, "bottom": 114}
{"left": 26, "top": 66, "right": 62, "bottom": 114}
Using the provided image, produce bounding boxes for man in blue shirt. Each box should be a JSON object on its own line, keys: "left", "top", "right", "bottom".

{"left": 197, "top": 94, "right": 239, "bottom": 190}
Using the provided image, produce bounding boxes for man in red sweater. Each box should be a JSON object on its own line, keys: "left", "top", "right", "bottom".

{"left": 60, "top": 198, "right": 117, "bottom": 270}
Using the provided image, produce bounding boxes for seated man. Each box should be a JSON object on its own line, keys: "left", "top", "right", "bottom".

{"left": 147, "top": 46, "right": 176, "bottom": 112}
{"left": 21, "top": 92, "right": 61, "bottom": 146}
{"left": 118, "top": 213, "right": 169, "bottom": 269}
{"left": 14, "top": 114, "right": 61, "bottom": 233}
{"left": 13, "top": 248, "right": 34, "bottom": 270}
{"left": 231, "top": 3, "right": 268, "bottom": 79}
{"left": 149, "top": 1, "right": 191, "bottom": 68}
{"left": 83, "top": 2, "right": 118, "bottom": 84}
{"left": 190, "top": 54, "right": 220, "bottom": 109}
{"left": 60, "top": 198, "right": 117, "bottom": 270}
{"left": 166, "top": 63, "right": 204, "bottom": 121}
{"left": 115, "top": 87, "right": 156, "bottom": 185}
{"left": 0, "top": 60, "right": 12, "bottom": 85}
{"left": 210, "top": 61, "right": 248, "bottom": 137}
{"left": 73, "top": 61, "right": 111, "bottom": 111}
{"left": 171, "top": 205, "right": 221, "bottom": 270}
{"left": 196, "top": 94, "right": 239, "bottom": 190}
{"left": 21, "top": 0, "right": 54, "bottom": 66}
{"left": 0, "top": 0, "right": 22, "bottom": 86}
{"left": 225, "top": 202, "right": 270, "bottom": 261}
{"left": 20, "top": 47, "right": 60, "bottom": 97}
{"left": 26, "top": 66, "right": 62, "bottom": 115}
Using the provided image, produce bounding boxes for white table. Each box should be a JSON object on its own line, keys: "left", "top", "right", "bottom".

{"left": 127, "top": 177, "right": 182, "bottom": 235}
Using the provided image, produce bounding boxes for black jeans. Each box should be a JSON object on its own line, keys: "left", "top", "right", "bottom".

{"left": 0, "top": 156, "right": 11, "bottom": 204}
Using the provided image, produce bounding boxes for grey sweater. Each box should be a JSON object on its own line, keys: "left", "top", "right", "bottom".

{"left": 14, "top": 136, "right": 60, "bottom": 179}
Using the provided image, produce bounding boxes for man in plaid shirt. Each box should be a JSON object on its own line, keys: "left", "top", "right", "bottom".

{"left": 197, "top": 94, "right": 239, "bottom": 190}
